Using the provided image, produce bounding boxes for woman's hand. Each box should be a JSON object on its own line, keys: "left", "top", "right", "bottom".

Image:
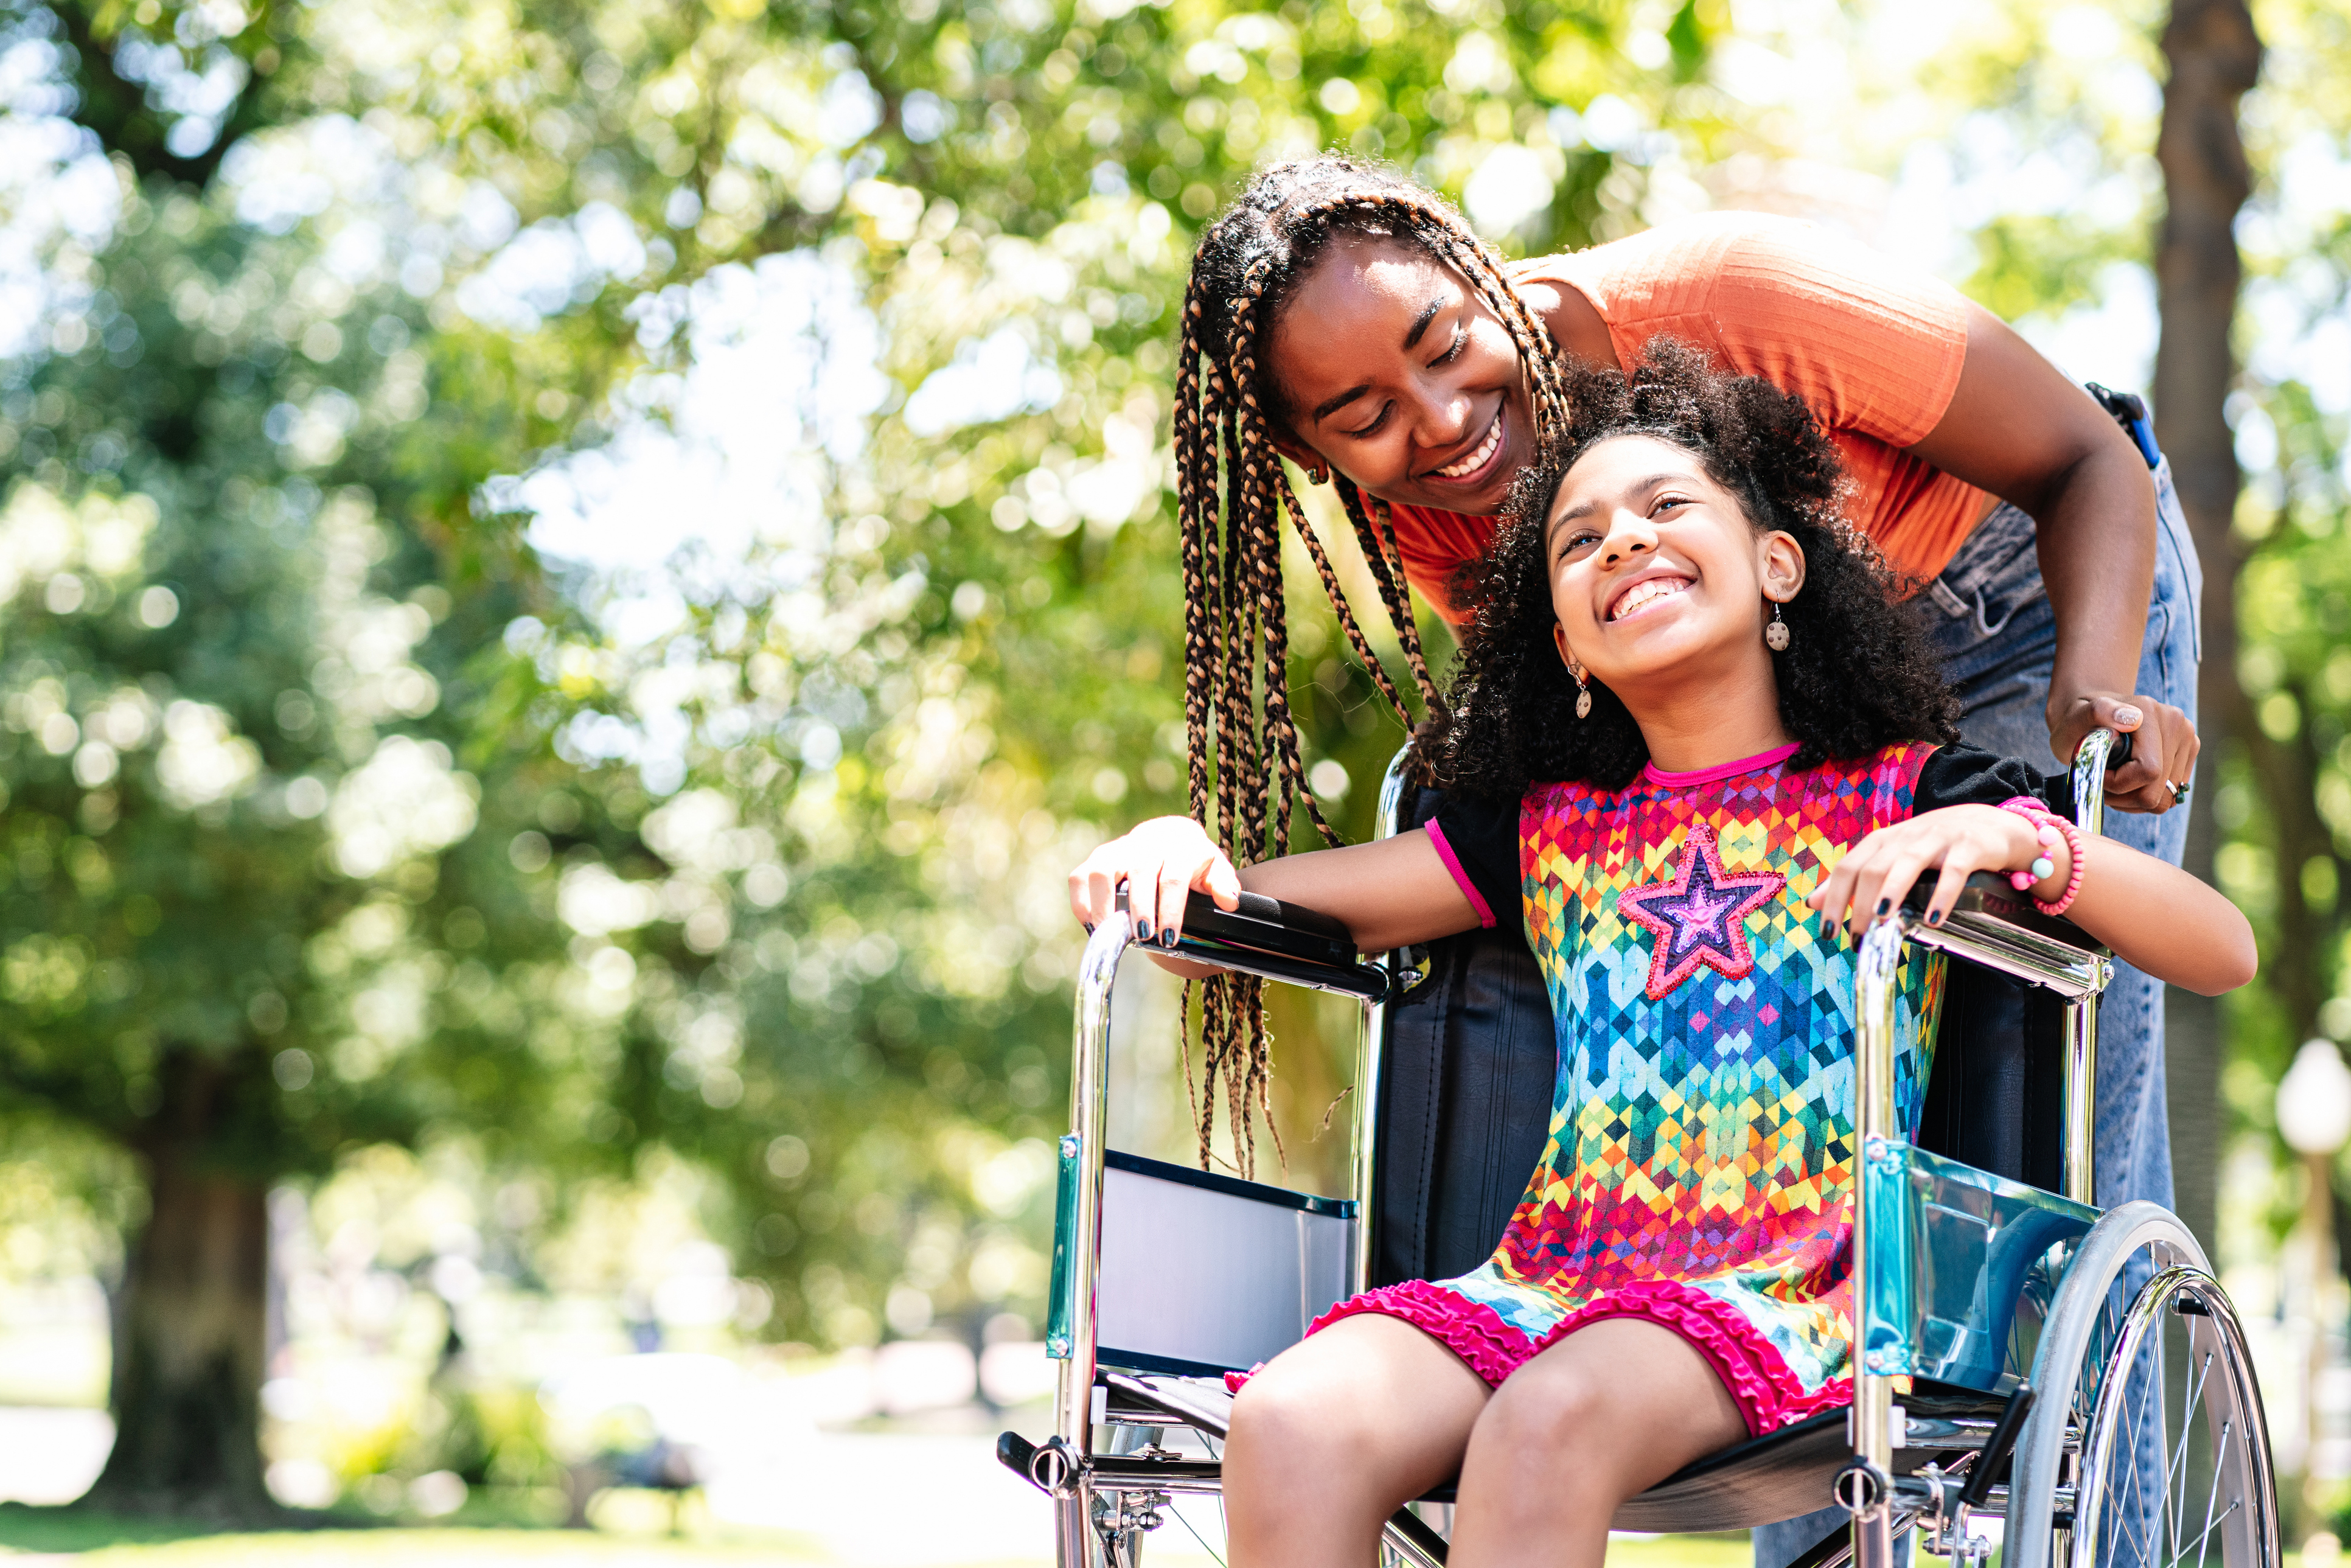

{"left": 1068, "top": 815, "right": 1242, "bottom": 947}
{"left": 1806, "top": 805, "right": 2060, "bottom": 937}
{"left": 2049, "top": 691, "right": 2200, "bottom": 816}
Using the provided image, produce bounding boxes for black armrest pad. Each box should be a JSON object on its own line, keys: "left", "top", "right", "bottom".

{"left": 1182, "top": 888, "right": 1357, "bottom": 968}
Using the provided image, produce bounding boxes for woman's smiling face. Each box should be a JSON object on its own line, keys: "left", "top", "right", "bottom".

{"left": 1266, "top": 235, "right": 1533, "bottom": 517}
{"left": 1542, "top": 434, "right": 1805, "bottom": 694}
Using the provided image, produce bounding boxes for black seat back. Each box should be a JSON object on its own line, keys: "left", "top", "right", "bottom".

{"left": 1370, "top": 813, "right": 2069, "bottom": 1286}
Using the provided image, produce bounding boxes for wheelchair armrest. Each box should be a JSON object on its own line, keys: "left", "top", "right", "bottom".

{"left": 1900, "top": 872, "right": 2102, "bottom": 953}
{"left": 1162, "top": 889, "right": 1390, "bottom": 1002}
{"left": 1181, "top": 888, "right": 1357, "bottom": 967}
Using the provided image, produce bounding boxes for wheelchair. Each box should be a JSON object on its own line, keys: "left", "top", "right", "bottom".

{"left": 998, "top": 730, "right": 2277, "bottom": 1568}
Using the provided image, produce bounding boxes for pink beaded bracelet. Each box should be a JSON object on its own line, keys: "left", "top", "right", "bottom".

{"left": 1997, "top": 796, "right": 2086, "bottom": 917}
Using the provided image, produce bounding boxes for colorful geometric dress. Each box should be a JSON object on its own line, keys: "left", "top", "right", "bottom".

{"left": 1311, "top": 740, "right": 1949, "bottom": 1435}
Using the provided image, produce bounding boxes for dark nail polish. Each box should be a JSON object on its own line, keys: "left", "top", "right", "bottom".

{"left": 1875, "top": 898, "right": 1892, "bottom": 916}
{"left": 1162, "top": 927, "right": 1179, "bottom": 949}
{"left": 1136, "top": 919, "right": 1152, "bottom": 941}
{"left": 1926, "top": 909, "right": 1945, "bottom": 927}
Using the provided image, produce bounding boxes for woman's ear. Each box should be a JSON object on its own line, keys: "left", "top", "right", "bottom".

{"left": 1267, "top": 429, "right": 1331, "bottom": 484}
{"left": 1760, "top": 531, "right": 1807, "bottom": 604}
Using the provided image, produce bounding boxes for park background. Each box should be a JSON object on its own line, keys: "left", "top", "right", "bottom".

{"left": 0, "top": 0, "right": 2342, "bottom": 1561}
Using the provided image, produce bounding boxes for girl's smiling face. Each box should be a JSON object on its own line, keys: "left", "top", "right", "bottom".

{"left": 1543, "top": 434, "right": 1806, "bottom": 699}
{"left": 1265, "top": 236, "right": 1533, "bottom": 517}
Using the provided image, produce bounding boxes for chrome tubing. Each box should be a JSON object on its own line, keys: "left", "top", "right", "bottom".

{"left": 1848, "top": 915, "right": 1905, "bottom": 1568}
{"left": 1056, "top": 911, "right": 1132, "bottom": 1567}
{"left": 1353, "top": 748, "right": 1413, "bottom": 1294}
{"left": 2061, "top": 728, "right": 2117, "bottom": 1208}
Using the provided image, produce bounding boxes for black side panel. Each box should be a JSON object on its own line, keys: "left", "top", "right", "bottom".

{"left": 1914, "top": 960, "right": 2066, "bottom": 1193}
{"left": 1372, "top": 924, "right": 1555, "bottom": 1287}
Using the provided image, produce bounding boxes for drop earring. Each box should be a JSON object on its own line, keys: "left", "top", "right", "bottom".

{"left": 1764, "top": 601, "right": 1790, "bottom": 652}
{"left": 1573, "top": 664, "right": 1592, "bottom": 719}
{"left": 1304, "top": 462, "right": 1328, "bottom": 485}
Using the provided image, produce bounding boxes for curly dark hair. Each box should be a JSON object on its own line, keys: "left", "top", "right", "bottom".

{"left": 1429, "top": 340, "right": 1961, "bottom": 802}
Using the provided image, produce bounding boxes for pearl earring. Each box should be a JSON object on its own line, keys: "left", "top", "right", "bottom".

{"left": 1764, "top": 601, "right": 1790, "bottom": 652}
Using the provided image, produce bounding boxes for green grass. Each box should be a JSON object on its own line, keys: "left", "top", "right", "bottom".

{"left": 0, "top": 1504, "right": 837, "bottom": 1563}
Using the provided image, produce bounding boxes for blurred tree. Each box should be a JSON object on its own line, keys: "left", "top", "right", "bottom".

{"left": 2152, "top": 0, "right": 2260, "bottom": 1260}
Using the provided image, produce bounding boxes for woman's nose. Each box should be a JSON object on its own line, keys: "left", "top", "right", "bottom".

{"left": 1405, "top": 382, "right": 1474, "bottom": 448}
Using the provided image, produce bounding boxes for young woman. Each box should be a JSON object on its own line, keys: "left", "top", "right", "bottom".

{"left": 1089, "top": 346, "right": 2250, "bottom": 1568}
{"left": 1172, "top": 170, "right": 2199, "bottom": 1561}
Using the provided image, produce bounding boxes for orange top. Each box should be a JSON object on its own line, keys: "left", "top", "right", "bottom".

{"left": 1390, "top": 212, "right": 1994, "bottom": 623}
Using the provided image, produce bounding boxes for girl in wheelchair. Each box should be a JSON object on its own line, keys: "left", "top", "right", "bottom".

{"left": 1067, "top": 343, "right": 2253, "bottom": 1568}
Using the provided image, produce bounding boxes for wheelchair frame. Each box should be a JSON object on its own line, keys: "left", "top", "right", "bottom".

{"left": 1007, "top": 730, "right": 2276, "bottom": 1568}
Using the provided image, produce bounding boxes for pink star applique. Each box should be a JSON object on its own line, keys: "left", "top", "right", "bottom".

{"left": 1615, "top": 822, "right": 1786, "bottom": 1001}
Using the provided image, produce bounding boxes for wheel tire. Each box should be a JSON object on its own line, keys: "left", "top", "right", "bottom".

{"left": 2002, "top": 1202, "right": 2279, "bottom": 1568}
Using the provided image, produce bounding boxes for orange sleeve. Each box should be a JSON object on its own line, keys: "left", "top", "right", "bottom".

{"left": 1698, "top": 217, "right": 1971, "bottom": 448}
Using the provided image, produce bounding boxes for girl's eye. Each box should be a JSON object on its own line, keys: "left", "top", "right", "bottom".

{"left": 1558, "top": 530, "right": 1601, "bottom": 558}
{"left": 1435, "top": 320, "right": 1466, "bottom": 366}
{"left": 1345, "top": 403, "right": 1391, "bottom": 439}
{"left": 1651, "top": 495, "right": 1690, "bottom": 517}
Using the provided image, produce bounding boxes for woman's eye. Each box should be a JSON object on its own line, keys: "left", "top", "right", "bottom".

{"left": 1436, "top": 321, "right": 1466, "bottom": 365}
{"left": 1345, "top": 403, "right": 1390, "bottom": 439}
{"left": 1651, "top": 495, "right": 1689, "bottom": 516}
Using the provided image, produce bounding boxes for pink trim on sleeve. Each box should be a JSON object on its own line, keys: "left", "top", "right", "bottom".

{"left": 1423, "top": 821, "right": 1497, "bottom": 929}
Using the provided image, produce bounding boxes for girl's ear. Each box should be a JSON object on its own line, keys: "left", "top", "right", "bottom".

{"left": 1552, "top": 621, "right": 1583, "bottom": 679}
{"left": 1759, "top": 531, "right": 1807, "bottom": 604}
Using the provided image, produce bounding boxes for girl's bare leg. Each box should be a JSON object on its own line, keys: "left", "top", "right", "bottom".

{"left": 1224, "top": 1312, "right": 1490, "bottom": 1568}
{"left": 1449, "top": 1317, "right": 1748, "bottom": 1568}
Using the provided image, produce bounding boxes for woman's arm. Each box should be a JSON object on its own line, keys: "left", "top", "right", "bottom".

{"left": 1807, "top": 804, "right": 2255, "bottom": 996}
{"left": 1904, "top": 305, "right": 2195, "bottom": 815}
{"left": 1068, "top": 817, "right": 1484, "bottom": 974}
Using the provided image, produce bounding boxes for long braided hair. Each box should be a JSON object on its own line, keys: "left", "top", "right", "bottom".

{"left": 1171, "top": 156, "right": 1571, "bottom": 1175}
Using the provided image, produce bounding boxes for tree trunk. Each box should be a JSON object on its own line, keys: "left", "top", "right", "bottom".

{"left": 2151, "top": 0, "right": 2261, "bottom": 1261}
{"left": 82, "top": 1054, "right": 278, "bottom": 1521}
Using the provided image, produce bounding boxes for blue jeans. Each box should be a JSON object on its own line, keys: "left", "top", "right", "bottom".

{"left": 1753, "top": 459, "right": 2202, "bottom": 1568}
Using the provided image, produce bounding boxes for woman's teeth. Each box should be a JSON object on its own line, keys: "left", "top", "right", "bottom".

{"left": 1609, "top": 578, "right": 1690, "bottom": 621}
{"left": 1434, "top": 414, "right": 1502, "bottom": 479}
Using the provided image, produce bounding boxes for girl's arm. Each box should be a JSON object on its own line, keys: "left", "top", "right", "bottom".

{"left": 1807, "top": 805, "right": 2255, "bottom": 997}
{"left": 1068, "top": 817, "right": 1484, "bottom": 972}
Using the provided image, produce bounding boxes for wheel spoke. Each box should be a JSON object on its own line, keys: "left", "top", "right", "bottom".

{"left": 2182, "top": 1493, "right": 2240, "bottom": 1568}
{"left": 2164, "top": 1345, "right": 2215, "bottom": 1556}
{"left": 2191, "top": 1419, "right": 2232, "bottom": 1568}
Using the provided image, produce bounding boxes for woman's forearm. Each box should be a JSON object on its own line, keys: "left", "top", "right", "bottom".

{"left": 2013, "top": 440, "right": 2158, "bottom": 736}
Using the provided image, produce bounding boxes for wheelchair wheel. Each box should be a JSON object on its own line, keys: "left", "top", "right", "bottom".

{"left": 2003, "top": 1202, "right": 2279, "bottom": 1568}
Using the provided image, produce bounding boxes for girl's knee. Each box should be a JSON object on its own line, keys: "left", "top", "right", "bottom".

{"left": 1230, "top": 1361, "right": 1353, "bottom": 1455}
{"left": 1477, "top": 1358, "right": 1612, "bottom": 1456}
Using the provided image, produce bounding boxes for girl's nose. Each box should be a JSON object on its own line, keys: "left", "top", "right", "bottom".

{"left": 1600, "top": 512, "right": 1657, "bottom": 566}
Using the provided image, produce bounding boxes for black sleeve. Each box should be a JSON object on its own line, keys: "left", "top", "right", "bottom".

{"left": 1425, "top": 789, "right": 1522, "bottom": 936}
{"left": 1912, "top": 743, "right": 2071, "bottom": 816}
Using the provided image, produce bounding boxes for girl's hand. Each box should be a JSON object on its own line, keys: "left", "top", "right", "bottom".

{"left": 1068, "top": 816, "right": 1242, "bottom": 947}
{"left": 1806, "top": 805, "right": 2059, "bottom": 938}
